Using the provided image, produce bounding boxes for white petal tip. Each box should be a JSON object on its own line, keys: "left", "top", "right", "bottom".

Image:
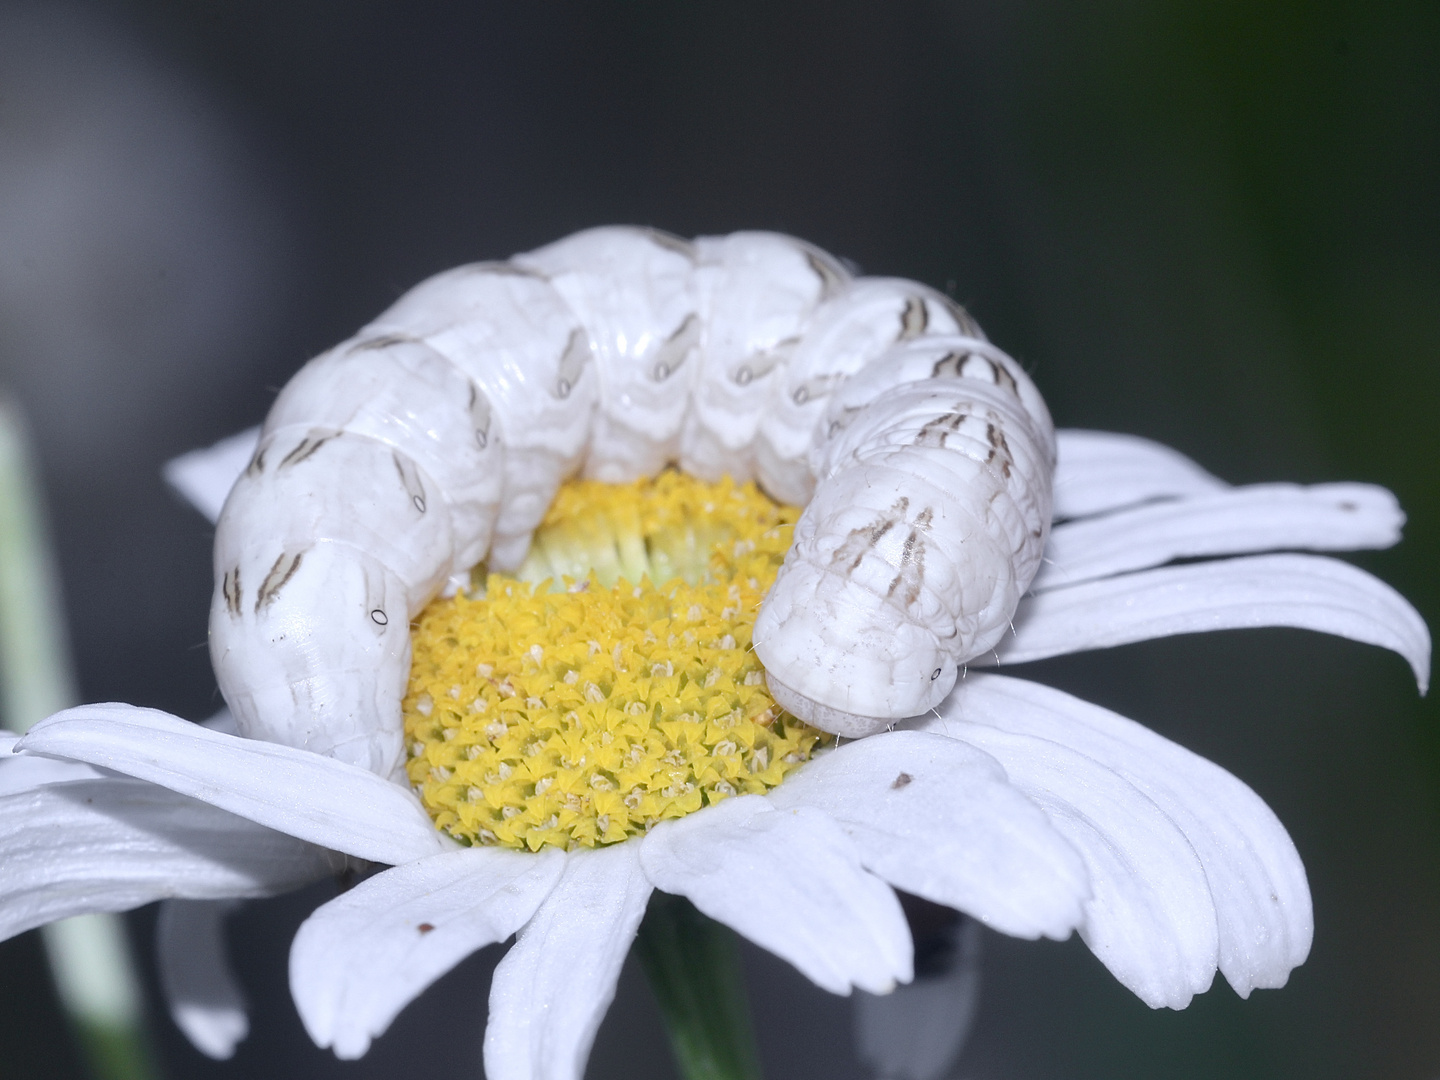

{"left": 1042, "top": 918, "right": 1082, "bottom": 944}
{"left": 332, "top": 1032, "right": 375, "bottom": 1060}
{"left": 172, "top": 1005, "right": 248, "bottom": 1060}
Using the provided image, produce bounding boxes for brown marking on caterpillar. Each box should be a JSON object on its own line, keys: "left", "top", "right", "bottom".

{"left": 985, "top": 422, "right": 1013, "bottom": 479}
{"left": 349, "top": 334, "right": 419, "bottom": 353}
{"left": 244, "top": 447, "right": 267, "bottom": 477}
{"left": 937, "top": 294, "right": 984, "bottom": 338}
{"left": 644, "top": 229, "right": 696, "bottom": 258}
{"left": 554, "top": 327, "right": 592, "bottom": 400}
{"left": 833, "top": 497, "right": 909, "bottom": 572}
{"left": 467, "top": 383, "right": 493, "bottom": 449}
{"left": 460, "top": 261, "right": 539, "bottom": 279}
{"left": 805, "top": 250, "right": 848, "bottom": 298}
{"left": 279, "top": 432, "right": 335, "bottom": 470}
{"left": 898, "top": 296, "right": 928, "bottom": 341}
{"left": 887, "top": 507, "right": 931, "bottom": 607}
{"left": 990, "top": 358, "right": 1019, "bottom": 397}
{"left": 651, "top": 313, "right": 700, "bottom": 382}
{"left": 256, "top": 551, "right": 303, "bottom": 613}
{"left": 827, "top": 402, "right": 863, "bottom": 438}
{"left": 417, "top": 922, "right": 435, "bottom": 934}
{"left": 932, "top": 349, "right": 1021, "bottom": 400}
{"left": 392, "top": 452, "right": 427, "bottom": 514}
{"left": 222, "top": 567, "right": 242, "bottom": 617}
{"left": 733, "top": 338, "right": 793, "bottom": 386}
{"left": 793, "top": 373, "right": 842, "bottom": 407}
{"left": 931, "top": 351, "right": 970, "bottom": 379}
{"left": 915, "top": 410, "right": 967, "bottom": 449}
{"left": 891, "top": 772, "right": 913, "bottom": 789}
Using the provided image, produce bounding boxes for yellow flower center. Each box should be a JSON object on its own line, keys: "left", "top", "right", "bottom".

{"left": 403, "top": 471, "right": 827, "bottom": 851}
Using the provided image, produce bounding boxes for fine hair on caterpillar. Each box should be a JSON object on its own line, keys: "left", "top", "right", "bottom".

{"left": 210, "top": 227, "right": 1056, "bottom": 777}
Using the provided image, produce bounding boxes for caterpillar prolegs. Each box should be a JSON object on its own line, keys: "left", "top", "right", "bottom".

{"left": 210, "top": 227, "right": 1056, "bottom": 777}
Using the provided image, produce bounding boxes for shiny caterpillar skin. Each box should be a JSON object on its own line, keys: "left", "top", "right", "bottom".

{"left": 211, "top": 227, "right": 1056, "bottom": 778}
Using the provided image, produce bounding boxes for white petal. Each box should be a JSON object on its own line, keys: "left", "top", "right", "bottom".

{"left": 484, "top": 845, "right": 651, "bottom": 1080}
{"left": 291, "top": 847, "right": 565, "bottom": 1059}
{"left": 997, "top": 553, "right": 1431, "bottom": 691}
{"left": 766, "top": 732, "right": 1088, "bottom": 940}
{"left": 1, "top": 731, "right": 109, "bottom": 795}
{"left": 19, "top": 704, "right": 447, "bottom": 865}
{"left": 1053, "top": 429, "right": 1225, "bottom": 519}
{"left": 1036, "top": 483, "right": 1404, "bottom": 591}
{"left": 157, "top": 900, "right": 248, "bottom": 1060}
{"left": 163, "top": 427, "right": 260, "bottom": 524}
{"left": 936, "top": 674, "right": 1311, "bottom": 998}
{"left": 0, "top": 777, "right": 342, "bottom": 941}
{"left": 641, "top": 795, "right": 912, "bottom": 995}
{"left": 910, "top": 722, "right": 1218, "bottom": 1008}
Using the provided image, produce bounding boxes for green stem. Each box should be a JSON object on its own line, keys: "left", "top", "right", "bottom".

{"left": 0, "top": 396, "right": 161, "bottom": 1080}
{"left": 635, "top": 892, "right": 764, "bottom": 1080}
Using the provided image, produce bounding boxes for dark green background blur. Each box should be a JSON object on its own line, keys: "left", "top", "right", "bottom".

{"left": 0, "top": 1, "right": 1435, "bottom": 1077}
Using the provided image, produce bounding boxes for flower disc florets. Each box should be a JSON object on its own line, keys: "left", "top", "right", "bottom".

{"left": 404, "top": 472, "right": 826, "bottom": 851}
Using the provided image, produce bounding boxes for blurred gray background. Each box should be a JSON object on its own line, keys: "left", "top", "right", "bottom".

{"left": 0, "top": 1, "right": 1436, "bottom": 1077}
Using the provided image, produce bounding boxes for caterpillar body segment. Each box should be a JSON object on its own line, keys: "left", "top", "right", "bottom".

{"left": 512, "top": 227, "right": 700, "bottom": 482}
{"left": 361, "top": 262, "right": 599, "bottom": 569}
{"left": 755, "top": 336, "right": 1055, "bottom": 736}
{"left": 209, "top": 226, "right": 1057, "bottom": 775}
{"left": 680, "top": 230, "right": 851, "bottom": 484}
{"left": 262, "top": 335, "right": 504, "bottom": 573}
{"left": 754, "top": 277, "right": 989, "bottom": 505}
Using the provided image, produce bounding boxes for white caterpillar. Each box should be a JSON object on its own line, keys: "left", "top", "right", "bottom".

{"left": 211, "top": 227, "right": 1055, "bottom": 777}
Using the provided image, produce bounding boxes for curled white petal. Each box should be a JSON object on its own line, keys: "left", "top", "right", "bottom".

{"left": 924, "top": 725, "right": 1219, "bottom": 1008}
{"left": 935, "top": 674, "right": 1311, "bottom": 998}
{"left": 484, "top": 845, "right": 651, "bottom": 1080}
{"left": 766, "top": 731, "right": 1088, "bottom": 941}
{"left": 640, "top": 794, "right": 913, "bottom": 995}
{"left": 157, "top": 899, "right": 249, "bottom": 1060}
{"left": 0, "top": 777, "right": 342, "bottom": 941}
{"left": 18, "top": 704, "right": 447, "bottom": 865}
{"left": 1053, "top": 429, "right": 1225, "bottom": 519}
{"left": 0, "top": 730, "right": 109, "bottom": 795}
{"left": 292, "top": 847, "right": 565, "bottom": 1059}
{"left": 999, "top": 553, "right": 1431, "bottom": 691}
{"left": 1036, "top": 482, "right": 1404, "bottom": 591}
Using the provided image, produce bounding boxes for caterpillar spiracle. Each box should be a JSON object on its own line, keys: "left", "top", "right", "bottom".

{"left": 211, "top": 227, "right": 1056, "bottom": 778}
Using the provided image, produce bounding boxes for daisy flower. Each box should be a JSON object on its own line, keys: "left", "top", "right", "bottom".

{"left": 1, "top": 425, "right": 1428, "bottom": 1080}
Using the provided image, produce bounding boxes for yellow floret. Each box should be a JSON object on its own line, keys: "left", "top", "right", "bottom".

{"left": 403, "top": 472, "right": 826, "bottom": 851}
